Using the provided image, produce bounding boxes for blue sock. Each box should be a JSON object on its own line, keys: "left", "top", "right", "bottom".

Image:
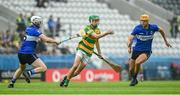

{"left": 29, "top": 69, "right": 36, "bottom": 76}
{"left": 11, "top": 78, "right": 16, "bottom": 83}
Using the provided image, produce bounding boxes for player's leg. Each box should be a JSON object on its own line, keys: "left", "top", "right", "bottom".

{"left": 130, "top": 53, "right": 148, "bottom": 86}
{"left": 129, "top": 50, "right": 138, "bottom": 82}
{"left": 129, "top": 59, "right": 139, "bottom": 86}
{"left": 60, "top": 61, "right": 86, "bottom": 87}
{"left": 60, "top": 50, "right": 90, "bottom": 87}
{"left": 8, "top": 64, "right": 26, "bottom": 88}
{"left": 72, "top": 62, "right": 86, "bottom": 78}
{"left": 24, "top": 58, "right": 47, "bottom": 78}
{"left": 128, "top": 59, "right": 135, "bottom": 79}
{"left": 139, "top": 65, "right": 144, "bottom": 82}
{"left": 60, "top": 59, "right": 86, "bottom": 87}
{"left": 134, "top": 53, "right": 148, "bottom": 79}
{"left": 67, "top": 55, "right": 81, "bottom": 79}
{"left": 60, "top": 55, "right": 81, "bottom": 87}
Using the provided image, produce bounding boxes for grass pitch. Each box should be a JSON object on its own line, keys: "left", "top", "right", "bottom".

{"left": 0, "top": 80, "right": 180, "bottom": 95}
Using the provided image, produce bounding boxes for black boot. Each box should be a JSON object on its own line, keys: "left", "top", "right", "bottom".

{"left": 23, "top": 71, "right": 31, "bottom": 83}
{"left": 129, "top": 78, "right": 138, "bottom": 86}
{"left": 8, "top": 83, "right": 14, "bottom": 88}
{"left": 60, "top": 76, "right": 67, "bottom": 87}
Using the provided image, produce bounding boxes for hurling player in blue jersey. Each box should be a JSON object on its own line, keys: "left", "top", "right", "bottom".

{"left": 8, "top": 16, "right": 60, "bottom": 88}
{"left": 127, "top": 14, "right": 172, "bottom": 86}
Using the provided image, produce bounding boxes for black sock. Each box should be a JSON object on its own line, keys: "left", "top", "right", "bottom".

{"left": 11, "top": 78, "right": 16, "bottom": 84}
{"left": 130, "top": 71, "right": 134, "bottom": 79}
{"left": 133, "top": 73, "right": 138, "bottom": 80}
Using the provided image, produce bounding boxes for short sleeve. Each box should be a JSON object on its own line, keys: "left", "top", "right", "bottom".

{"left": 131, "top": 26, "right": 138, "bottom": 35}
{"left": 33, "top": 29, "right": 42, "bottom": 37}
{"left": 152, "top": 24, "right": 159, "bottom": 31}
{"left": 79, "top": 29, "right": 86, "bottom": 36}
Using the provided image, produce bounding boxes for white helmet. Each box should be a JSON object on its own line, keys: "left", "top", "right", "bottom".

{"left": 31, "top": 16, "right": 42, "bottom": 27}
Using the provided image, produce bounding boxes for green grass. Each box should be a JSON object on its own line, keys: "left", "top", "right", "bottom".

{"left": 0, "top": 81, "right": 180, "bottom": 94}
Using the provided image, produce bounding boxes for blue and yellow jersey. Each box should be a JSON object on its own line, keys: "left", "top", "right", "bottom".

{"left": 131, "top": 24, "right": 159, "bottom": 51}
{"left": 77, "top": 25, "right": 101, "bottom": 57}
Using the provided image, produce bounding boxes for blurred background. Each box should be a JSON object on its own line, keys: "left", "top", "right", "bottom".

{"left": 0, "top": 0, "right": 180, "bottom": 82}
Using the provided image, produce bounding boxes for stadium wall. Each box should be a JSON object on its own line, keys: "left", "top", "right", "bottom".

{"left": 0, "top": 54, "right": 75, "bottom": 70}
{"left": 0, "top": 55, "right": 180, "bottom": 80}
{"left": 110, "top": 55, "right": 180, "bottom": 80}
{"left": 45, "top": 69, "right": 120, "bottom": 82}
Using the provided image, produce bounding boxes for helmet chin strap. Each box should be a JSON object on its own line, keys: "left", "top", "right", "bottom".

{"left": 90, "top": 20, "right": 99, "bottom": 28}
{"left": 33, "top": 23, "right": 40, "bottom": 28}
{"left": 90, "top": 24, "right": 98, "bottom": 29}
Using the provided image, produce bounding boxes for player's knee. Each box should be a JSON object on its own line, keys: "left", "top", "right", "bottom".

{"left": 129, "top": 64, "right": 134, "bottom": 70}
{"left": 129, "top": 67, "right": 133, "bottom": 72}
{"left": 135, "top": 60, "right": 142, "bottom": 65}
{"left": 42, "top": 66, "right": 47, "bottom": 72}
{"left": 73, "top": 72, "right": 79, "bottom": 77}
{"left": 19, "top": 67, "right": 25, "bottom": 71}
{"left": 76, "top": 70, "right": 81, "bottom": 75}
{"left": 21, "top": 67, "right": 26, "bottom": 71}
{"left": 72, "top": 64, "right": 79, "bottom": 69}
{"left": 135, "top": 62, "right": 140, "bottom": 65}
{"left": 20, "top": 65, "right": 26, "bottom": 71}
{"left": 135, "top": 60, "right": 145, "bottom": 65}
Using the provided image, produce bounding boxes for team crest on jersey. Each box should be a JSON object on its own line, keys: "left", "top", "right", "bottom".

{"left": 37, "top": 30, "right": 41, "bottom": 33}
{"left": 150, "top": 31, "right": 153, "bottom": 34}
{"left": 95, "top": 29, "right": 100, "bottom": 34}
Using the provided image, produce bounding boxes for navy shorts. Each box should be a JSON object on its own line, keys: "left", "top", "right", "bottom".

{"left": 131, "top": 51, "right": 152, "bottom": 60}
{"left": 18, "top": 53, "right": 39, "bottom": 65}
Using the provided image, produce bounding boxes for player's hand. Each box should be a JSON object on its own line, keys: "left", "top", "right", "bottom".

{"left": 165, "top": 42, "right": 172, "bottom": 48}
{"left": 96, "top": 53, "right": 103, "bottom": 59}
{"left": 55, "top": 41, "right": 61, "bottom": 45}
{"left": 107, "top": 29, "right": 114, "bottom": 35}
{"left": 76, "top": 33, "right": 81, "bottom": 37}
{"left": 98, "top": 55, "right": 103, "bottom": 59}
{"left": 128, "top": 47, "right": 132, "bottom": 54}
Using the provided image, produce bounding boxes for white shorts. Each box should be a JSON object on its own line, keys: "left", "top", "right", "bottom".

{"left": 76, "top": 50, "right": 91, "bottom": 64}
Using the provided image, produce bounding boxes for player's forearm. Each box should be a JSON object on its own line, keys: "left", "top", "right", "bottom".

{"left": 40, "top": 34, "right": 58, "bottom": 44}
{"left": 159, "top": 29, "right": 168, "bottom": 43}
{"left": 45, "top": 37, "right": 57, "bottom": 43}
{"left": 71, "top": 34, "right": 81, "bottom": 38}
{"left": 96, "top": 40, "right": 101, "bottom": 55}
{"left": 127, "top": 35, "right": 133, "bottom": 47}
{"left": 96, "top": 32, "right": 109, "bottom": 39}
